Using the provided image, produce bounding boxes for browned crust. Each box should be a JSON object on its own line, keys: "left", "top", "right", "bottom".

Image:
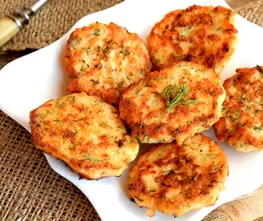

{"left": 214, "top": 66, "right": 263, "bottom": 152}
{"left": 30, "top": 93, "right": 139, "bottom": 180}
{"left": 128, "top": 134, "right": 228, "bottom": 217}
{"left": 148, "top": 5, "right": 237, "bottom": 73}
{"left": 64, "top": 22, "right": 152, "bottom": 105}
{"left": 119, "top": 61, "right": 225, "bottom": 144}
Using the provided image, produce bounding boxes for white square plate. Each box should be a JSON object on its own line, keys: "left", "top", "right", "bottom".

{"left": 1, "top": 0, "right": 263, "bottom": 220}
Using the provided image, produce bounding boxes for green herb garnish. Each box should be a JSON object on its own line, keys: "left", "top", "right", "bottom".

{"left": 118, "top": 81, "right": 124, "bottom": 87}
{"left": 86, "top": 154, "right": 98, "bottom": 163}
{"left": 80, "top": 66, "right": 86, "bottom": 72}
{"left": 206, "top": 153, "right": 218, "bottom": 159}
{"left": 86, "top": 154, "right": 107, "bottom": 163}
{"left": 85, "top": 47, "right": 91, "bottom": 54}
{"left": 134, "top": 196, "right": 144, "bottom": 202}
{"left": 253, "top": 127, "right": 263, "bottom": 130}
{"left": 120, "top": 48, "right": 130, "bottom": 57}
{"left": 70, "top": 38, "right": 81, "bottom": 49}
{"left": 90, "top": 79, "right": 99, "bottom": 84}
{"left": 103, "top": 46, "right": 111, "bottom": 53}
{"left": 92, "top": 29, "right": 100, "bottom": 37}
{"left": 162, "top": 84, "right": 199, "bottom": 112}
{"left": 149, "top": 190, "right": 156, "bottom": 193}
{"left": 118, "top": 81, "right": 125, "bottom": 87}
{"left": 56, "top": 101, "right": 65, "bottom": 108}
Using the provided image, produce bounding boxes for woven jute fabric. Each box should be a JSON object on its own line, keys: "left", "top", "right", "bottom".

{"left": 1, "top": 1, "right": 263, "bottom": 221}
{"left": 235, "top": 0, "right": 263, "bottom": 27}
{"left": 0, "top": 110, "right": 100, "bottom": 221}
{"left": 0, "top": 0, "right": 123, "bottom": 51}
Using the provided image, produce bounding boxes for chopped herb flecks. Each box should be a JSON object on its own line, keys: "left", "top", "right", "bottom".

{"left": 206, "top": 153, "right": 218, "bottom": 158}
{"left": 120, "top": 48, "right": 130, "bottom": 57}
{"left": 86, "top": 154, "right": 98, "bottom": 163}
{"left": 85, "top": 47, "right": 91, "bottom": 54}
{"left": 86, "top": 154, "right": 107, "bottom": 163}
{"left": 103, "top": 46, "right": 111, "bottom": 53}
{"left": 56, "top": 101, "right": 65, "bottom": 108}
{"left": 90, "top": 79, "right": 99, "bottom": 84}
{"left": 92, "top": 29, "right": 100, "bottom": 37}
{"left": 118, "top": 81, "right": 125, "bottom": 87}
{"left": 70, "top": 39, "right": 81, "bottom": 49}
{"left": 80, "top": 66, "right": 86, "bottom": 72}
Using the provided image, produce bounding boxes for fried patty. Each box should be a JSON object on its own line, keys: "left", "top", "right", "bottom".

{"left": 119, "top": 62, "right": 225, "bottom": 144}
{"left": 30, "top": 93, "right": 139, "bottom": 180}
{"left": 64, "top": 22, "right": 152, "bottom": 105}
{"left": 128, "top": 134, "right": 228, "bottom": 217}
{"left": 214, "top": 66, "right": 263, "bottom": 152}
{"left": 148, "top": 5, "right": 237, "bottom": 73}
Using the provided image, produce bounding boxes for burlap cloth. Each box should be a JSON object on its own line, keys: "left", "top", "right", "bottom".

{"left": 0, "top": 0, "right": 263, "bottom": 220}
{"left": 0, "top": 0, "right": 123, "bottom": 51}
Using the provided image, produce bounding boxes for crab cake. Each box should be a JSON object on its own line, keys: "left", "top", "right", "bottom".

{"left": 30, "top": 93, "right": 139, "bottom": 180}
{"left": 64, "top": 22, "right": 152, "bottom": 105}
{"left": 148, "top": 5, "right": 237, "bottom": 73}
{"left": 128, "top": 134, "right": 228, "bottom": 217}
{"left": 214, "top": 66, "right": 263, "bottom": 152}
{"left": 119, "top": 62, "right": 225, "bottom": 144}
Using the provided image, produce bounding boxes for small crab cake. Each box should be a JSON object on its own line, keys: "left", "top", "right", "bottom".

{"left": 30, "top": 93, "right": 139, "bottom": 180}
{"left": 128, "top": 134, "right": 228, "bottom": 217}
{"left": 148, "top": 5, "right": 237, "bottom": 73}
{"left": 214, "top": 66, "right": 263, "bottom": 152}
{"left": 64, "top": 22, "right": 152, "bottom": 105}
{"left": 119, "top": 62, "right": 225, "bottom": 144}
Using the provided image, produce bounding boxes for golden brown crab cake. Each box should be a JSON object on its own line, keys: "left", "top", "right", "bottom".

{"left": 30, "top": 92, "right": 139, "bottom": 180}
{"left": 128, "top": 134, "right": 228, "bottom": 217}
{"left": 64, "top": 22, "right": 152, "bottom": 105}
{"left": 148, "top": 5, "right": 237, "bottom": 73}
{"left": 119, "top": 61, "right": 225, "bottom": 144}
{"left": 214, "top": 66, "right": 263, "bottom": 152}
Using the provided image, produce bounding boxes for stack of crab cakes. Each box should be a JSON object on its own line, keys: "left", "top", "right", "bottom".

{"left": 122, "top": 5, "right": 238, "bottom": 218}
{"left": 29, "top": 4, "right": 245, "bottom": 219}
{"left": 30, "top": 22, "right": 152, "bottom": 180}
{"left": 120, "top": 61, "right": 228, "bottom": 217}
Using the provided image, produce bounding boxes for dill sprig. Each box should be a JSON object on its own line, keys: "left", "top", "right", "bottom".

{"left": 162, "top": 84, "right": 199, "bottom": 112}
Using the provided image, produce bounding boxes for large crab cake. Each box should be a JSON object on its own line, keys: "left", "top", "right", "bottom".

{"left": 148, "top": 5, "right": 237, "bottom": 73}
{"left": 128, "top": 134, "right": 228, "bottom": 217}
{"left": 64, "top": 22, "right": 152, "bottom": 105}
{"left": 119, "top": 62, "right": 225, "bottom": 144}
{"left": 214, "top": 66, "right": 263, "bottom": 152}
{"left": 30, "top": 93, "right": 139, "bottom": 180}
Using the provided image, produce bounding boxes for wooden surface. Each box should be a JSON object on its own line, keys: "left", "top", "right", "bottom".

{"left": 1, "top": 0, "right": 263, "bottom": 220}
